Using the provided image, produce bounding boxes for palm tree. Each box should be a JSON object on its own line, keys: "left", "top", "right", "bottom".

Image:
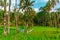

{"left": 51, "top": 0, "right": 59, "bottom": 7}
{"left": 8, "top": 0, "right": 11, "bottom": 34}
{"left": 51, "top": 0, "right": 59, "bottom": 27}
{"left": 4, "top": 0, "right": 7, "bottom": 35}
{"left": 56, "top": 8, "right": 60, "bottom": 27}
{"left": 28, "top": 8, "right": 36, "bottom": 27}
{"left": 39, "top": 0, "right": 59, "bottom": 26}
{"left": 20, "top": 0, "right": 34, "bottom": 33}
{"left": 14, "top": 0, "right": 18, "bottom": 31}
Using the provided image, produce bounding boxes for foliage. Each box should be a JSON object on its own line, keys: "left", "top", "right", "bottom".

{"left": 0, "top": 10, "right": 4, "bottom": 25}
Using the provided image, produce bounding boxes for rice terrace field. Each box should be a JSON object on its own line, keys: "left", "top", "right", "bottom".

{"left": 0, "top": 26, "right": 60, "bottom": 40}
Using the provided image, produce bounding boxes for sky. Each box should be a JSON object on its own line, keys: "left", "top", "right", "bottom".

{"left": 0, "top": 0, "right": 60, "bottom": 12}
{"left": 10, "top": 0, "right": 60, "bottom": 12}
{"left": 32, "top": 0, "right": 60, "bottom": 12}
{"left": 10, "top": 0, "right": 48, "bottom": 12}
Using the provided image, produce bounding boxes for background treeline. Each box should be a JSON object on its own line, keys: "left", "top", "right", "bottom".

{"left": 34, "top": 11, "right": 60, "bottom": 27}
{"left": 0, "top": 10, "right": 60, "bottom": 27}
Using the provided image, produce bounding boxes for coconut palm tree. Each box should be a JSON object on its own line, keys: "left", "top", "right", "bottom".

{"left": 4, "top": 0, "right": 7, "bottom": 35}
{"left": 14, "top": 0, "right": 18, "bottom": 31}
{"left": 56, "top": 8, "right": 60, "bottom": 27}
{"left": 39, "top": 0, "right": 59, "bottom": 26}
{"left": 8, "top": 0, "right": 11, "bottom": 34}
{"left": 20, "top": 0, "right": 35, "bottom": 33}
{"left": 51, "top": 0, "right": 59, "bottom": 27}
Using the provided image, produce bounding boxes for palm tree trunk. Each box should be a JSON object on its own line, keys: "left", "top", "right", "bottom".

{"left": 4, "top": 0, "right": 7, "bottom": 35}
{"left": 8, "top": 0, "right": 11, "bottom": 34}
{"left": 31, "top": 19, "right": 33, "bottom": 27}
{"left": 57, "top": 13, "right": 59, "bottom": 27}
{"left": 15, "top": 0, "right": 18, "bottom": 31}
{"left": 16, "top": 14, "right": 18, "bottom": 30}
